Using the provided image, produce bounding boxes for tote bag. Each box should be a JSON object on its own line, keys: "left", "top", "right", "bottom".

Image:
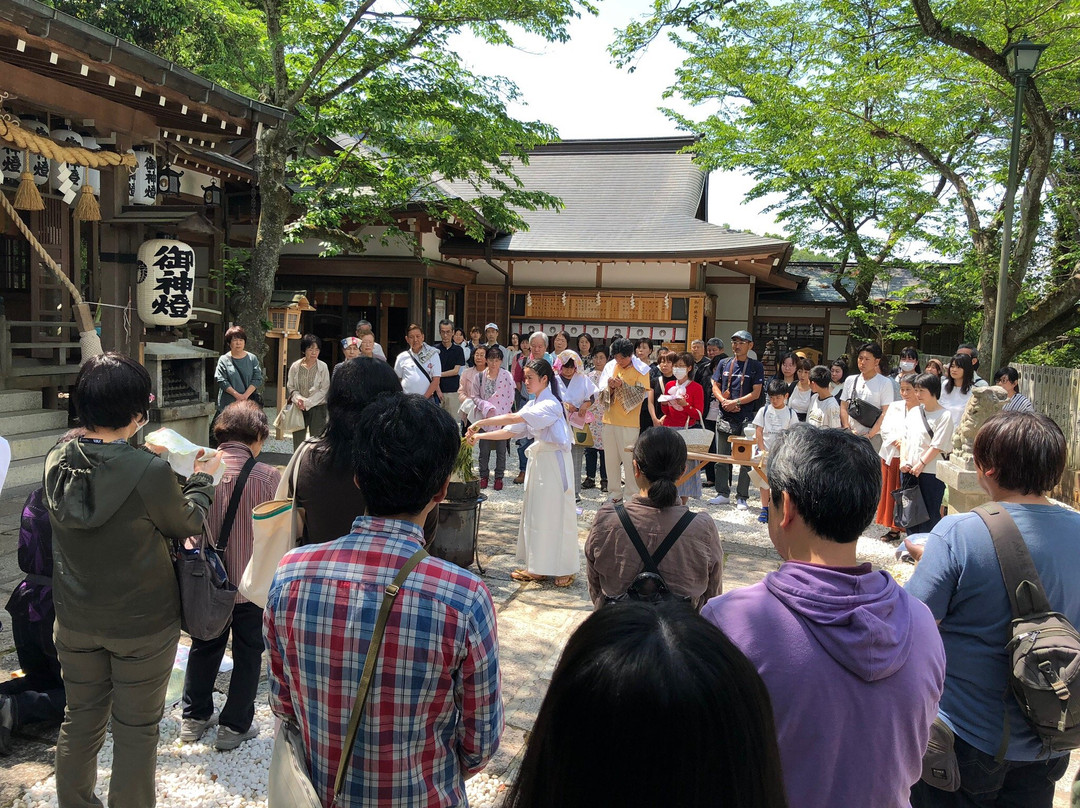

{"left": 268, "top": 721, "right": 321, "bottom": 808}
{"left": 273, "top": 403, "right": 305, "bottom": 435}
{"left": 239, "top": 441, "right": 313, "bottom": 607}
{"left": 892, "top": 476, "right": 930, "bottom": 529}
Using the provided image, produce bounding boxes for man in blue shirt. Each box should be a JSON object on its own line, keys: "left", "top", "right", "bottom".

{"left": 709, "top": 330, "right": 764, "bottom": 509}
{"left": 907, "top": 411, "right": 1080, "bottom": 807}
{"left": 435, "top": 319, "right": 465, "bottom": 424}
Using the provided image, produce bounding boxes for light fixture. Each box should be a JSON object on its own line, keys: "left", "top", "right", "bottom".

{"left": 1004, "top": 37, "right": 1046, "bottom": 76}
{"left": 202, "top": 180, "right": 222, "bottom": 208}
{"left": 157, "top": 163, "right": 184, "bottom": 196}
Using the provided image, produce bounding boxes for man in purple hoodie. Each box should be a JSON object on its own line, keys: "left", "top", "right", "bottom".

{"left": 702, "top": 425, "right": 945, "bottom": 808}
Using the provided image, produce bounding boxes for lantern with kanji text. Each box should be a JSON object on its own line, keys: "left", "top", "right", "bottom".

{"left": 136, "top": 239, "right": 196, "bottom": 326}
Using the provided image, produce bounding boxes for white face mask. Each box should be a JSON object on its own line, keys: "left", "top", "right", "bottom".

{"left": 132, "top": 413, "right": 149, "bottom": 436}
{"left": 899, "top": 360, "right": 916, "bottom": 371}
{"left": 673, "top": 367, "right": 689, "bottom": 380}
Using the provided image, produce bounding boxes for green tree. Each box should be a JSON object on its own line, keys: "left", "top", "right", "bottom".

{"left": 615, "top": 0, "right": 1080, "bottom": 364}
{"left": 57, "top": 0, "right": 593, "bottom": 358}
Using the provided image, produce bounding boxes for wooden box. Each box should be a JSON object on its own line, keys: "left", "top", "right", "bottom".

{"left": 728, "top": 436, "right": 756, "bottom": 463}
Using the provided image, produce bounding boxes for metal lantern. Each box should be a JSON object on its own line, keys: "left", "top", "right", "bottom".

{"left": 157, "top": 163, "right": 184, "bottom": 196}
{"left": 202, "top": 180, "right": 222, "bottom": 207}
{"left": 49, "top": 124, "right": 84, "bottom": 200}
{"left": 20, "top": 117, "right": 50, "bottom": 186}
{"left": 131, "top": 147, "right": 158, "bottom": 205}
{"left": 136, "top": 239, "right": 196, "bottom": 326}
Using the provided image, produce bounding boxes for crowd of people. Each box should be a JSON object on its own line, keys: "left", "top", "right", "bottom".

{"left": 0, "top": 319, "right": 1073, "bottom": 808}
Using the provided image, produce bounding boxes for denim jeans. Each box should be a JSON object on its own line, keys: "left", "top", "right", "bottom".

{"left": 182, "top": 601, "right": 264, "bottom": 733}
{"left": 910, "top": 732, "right": 1069, "bottom": 808}
{"left": 516, "top": 437, "right": 534, "bottom": 473}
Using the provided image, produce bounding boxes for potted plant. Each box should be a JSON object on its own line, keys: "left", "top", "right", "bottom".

{"left": 430, "top": 437, "right": 486, "bottom": 571}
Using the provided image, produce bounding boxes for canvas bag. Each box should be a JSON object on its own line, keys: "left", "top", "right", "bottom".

{"left": 891, "top": 474, "right": 929, "bottom": 529}
{"left": 273, "top": 403, "right": 305, "bottom": 435}
{"left": 267, "top": 548, "right": 428, "bottom": 808}
{"left": 977, "top": 504, "right": 1080, "bottom": 757}
{"left": 173, "top": 455, "right": 255, "bottom": 641}
{"left": 240, "top": 440, "right": 314, "bottom": 608}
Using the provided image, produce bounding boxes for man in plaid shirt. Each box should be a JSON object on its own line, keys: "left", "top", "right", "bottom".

{"left": 264, "top": 394, "right": 502, "bottom": 807}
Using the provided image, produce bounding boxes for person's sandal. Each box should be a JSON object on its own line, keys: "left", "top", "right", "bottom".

{"left": 554, "top": 575, "right": 574, "bottom": 588}
{"left": 511, "top": 569, "right": 547, "bottom": 582}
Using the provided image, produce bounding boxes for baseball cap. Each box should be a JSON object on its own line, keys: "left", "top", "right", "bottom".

{"left": 485, "top": 322, "right": 499, "bottom": 331}
{"left": 730, "top": 330, "right": 753, "bottom": 342}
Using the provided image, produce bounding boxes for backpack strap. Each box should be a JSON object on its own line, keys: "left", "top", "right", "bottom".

{"left": 651, "top": 510, "right": 698, "bottom": 567}
{"left": 974, "top": 504, "right": 1052, "bottom": 618}
{"left": 614, "top": 503, "right": 698, "bottom": 572}
{"left": 214, "top": 455, "right": 258, "bottom": 554}
{"left": 615, "top": 503, "right": 661, "bottom": 576}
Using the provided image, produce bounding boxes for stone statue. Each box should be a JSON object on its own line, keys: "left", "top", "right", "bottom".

{"left": 951, "top": 385, "right": 1009, "bottom": 469}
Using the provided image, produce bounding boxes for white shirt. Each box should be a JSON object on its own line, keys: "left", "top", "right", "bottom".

{"left": 394, "top": 345, "right": 442, "bottom": 397}
{"left": 939, "top": 385, "right": 972, "bottom": 429}
{"left": 841, "top": 373, "right": 896, "bottom": 435}
{"left": 807, "top": 394, "right": 841, "bottom": 430}
{"left": 556, "top": 373, "right": 598, "bottom": 408}
{"left": 507, "top": 387, "right": 573, "bottom": 450}
{"left": 878, "top": 401, "right": 913, "bottom": 464}
{"left": 752, "top": 404, "right": 799, "bottom": 452}
{"left": 788, "top": 384, "right": 814, "bottom": 414}
{"left": 901, "top": 405, "right": 954, "bottom": 476}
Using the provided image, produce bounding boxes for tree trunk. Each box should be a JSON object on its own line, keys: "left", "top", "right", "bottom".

{"left": 237, "top": 123, "right": 291, "bottom": 367}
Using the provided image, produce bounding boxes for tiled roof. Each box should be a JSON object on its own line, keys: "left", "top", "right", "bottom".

{"left": 758, "top": 262, "right": 946, "bottom": 305}
{"left": 439, "top": 138, "right": 790, "bottom": 260}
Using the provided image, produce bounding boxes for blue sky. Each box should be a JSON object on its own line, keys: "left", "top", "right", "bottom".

{"left": 450, "top": 0, "right": 783, "bottom": 237}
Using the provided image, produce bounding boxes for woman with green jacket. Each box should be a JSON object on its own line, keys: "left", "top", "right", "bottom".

{"left": 44, "top": 353, "right": 222, "bottom": 808}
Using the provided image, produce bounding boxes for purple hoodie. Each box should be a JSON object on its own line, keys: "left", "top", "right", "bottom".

{"left": 702, "top": 561, "right": 945, "bottom": 808}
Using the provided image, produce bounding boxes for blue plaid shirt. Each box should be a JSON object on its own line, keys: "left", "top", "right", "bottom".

{"left": 264, "top": 517, "right": 502, "bottom": 807}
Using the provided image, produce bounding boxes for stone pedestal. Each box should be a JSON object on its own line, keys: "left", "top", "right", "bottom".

{"left": 939, "top": 385, "right": 1009, "bottom": 514}
{"left": 936, "top": 458, "right": 987, "bottom": 515}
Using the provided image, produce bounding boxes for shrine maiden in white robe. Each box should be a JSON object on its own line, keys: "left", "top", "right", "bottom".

{"left": 506, "top": 387, "right": 579, "bottom": 576}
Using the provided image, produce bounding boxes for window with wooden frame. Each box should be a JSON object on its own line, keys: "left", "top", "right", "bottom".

{"left": 0, "top": 235, "right": 30, "bottom": 293}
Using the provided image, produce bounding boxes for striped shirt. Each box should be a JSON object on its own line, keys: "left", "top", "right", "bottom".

{"left": 1003, "top": 392, "right": 1035, "bottom": 413}
{"left": 198, "top": 442, "right": 281, "bottom": 605}
{"left": 264, "top": 518, "right": 502, "bottom": 808}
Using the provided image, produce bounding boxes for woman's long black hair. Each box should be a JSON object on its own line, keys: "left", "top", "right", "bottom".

{"left": 632, "top": 427, "right": 686, "bottom": 508}
{"left": 319, "top": 357, "right": 401, "bottom": 471}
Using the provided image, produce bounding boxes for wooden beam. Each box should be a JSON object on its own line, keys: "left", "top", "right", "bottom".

{"left": 0, "top": 59, "right": 158, "bottom": 140}
{"left": 596, "top": 262, "right": 603, "bottom": 287}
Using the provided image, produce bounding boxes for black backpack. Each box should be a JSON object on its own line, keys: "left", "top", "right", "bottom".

{"left": 604, "top": 504, "right": 696, "bottom": 605}
{"left": 977, "top": 504, "right": 1080, "bottom": 757}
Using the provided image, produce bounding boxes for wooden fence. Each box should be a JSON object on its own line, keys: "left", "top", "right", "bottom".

{"left": 1013, "top": 363, "right": 1080, "bottom": 507}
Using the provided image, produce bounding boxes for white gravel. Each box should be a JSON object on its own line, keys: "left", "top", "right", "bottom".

{"left": 13, "top": 693, "right": 505, "bottom": 808}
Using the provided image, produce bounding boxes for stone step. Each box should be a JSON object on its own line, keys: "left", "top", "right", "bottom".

{"left": 0, "top": 409, "right": 69, "bottom": 435}
{"left": 7, "top": 428, "right": 68, "bottom": 461}
{"left": 0, "top": 389, "right": 43, "bottom": 414}
{"left": 5, "top": 456, "right": 45, "bottom": 488}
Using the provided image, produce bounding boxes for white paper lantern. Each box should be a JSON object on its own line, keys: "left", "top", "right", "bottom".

{"left": 81, "top": 134, "right": 100, "bottom": 195}
{"left": 50, "top": 125, "right": 84, "bottom": 198}
{"left": 136, "top": 239, "right": 196, "bottom": 326}
{"left": 130, "top": 146, "right": 157, "bottom": 205}
{"left": 21, "top": 117, "right": 50, "bottom": 186}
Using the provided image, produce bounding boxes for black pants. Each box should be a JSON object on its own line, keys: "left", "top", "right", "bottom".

{"left": 584, "top": 447, "right": 607, "bottom": 481}
{"left": 0, "top": 615, "right": 65, "bottom": 726}
{"left": 181, "top": 601, "right": 264, "bottom": 733}
{"left": 702, "top": 419, "right": 717, "bottom": 485}
{"left": 910, "top": 733, "right": 1068, "bottom": 807}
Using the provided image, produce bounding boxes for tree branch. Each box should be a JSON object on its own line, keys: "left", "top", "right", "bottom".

{"left": 285, "top": 0, "right": 379, "bottom": 109}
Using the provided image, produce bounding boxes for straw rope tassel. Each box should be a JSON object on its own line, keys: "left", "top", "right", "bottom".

{"left": 74, "top": 184, "right": 101, "bottom": 221}
{"left": 13, "top": 150, "right": 43, "bottom": 211}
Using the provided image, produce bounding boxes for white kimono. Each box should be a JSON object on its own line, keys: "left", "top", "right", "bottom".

{"left": 506, "top": 387, "right": 579, "bottom": 576}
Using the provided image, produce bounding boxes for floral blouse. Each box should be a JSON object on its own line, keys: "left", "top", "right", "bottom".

{"left": 474, "top": 368, "right": 516, "bottom": 431}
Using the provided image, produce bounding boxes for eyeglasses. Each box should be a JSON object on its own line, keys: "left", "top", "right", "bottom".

{"left": 731, "top": 339, "right": 750, "bottom": 345}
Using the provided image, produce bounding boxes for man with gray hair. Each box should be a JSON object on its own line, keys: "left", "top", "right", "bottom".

{"left": 702, "top": 425, "right": 944, "bottom": 808}
{"left": 354, "top": 319, "right": 386, "bottom": 361}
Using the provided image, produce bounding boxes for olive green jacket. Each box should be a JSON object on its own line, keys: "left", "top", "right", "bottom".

{"left": 43, "top": 439, "right": 215, "bottom": 638}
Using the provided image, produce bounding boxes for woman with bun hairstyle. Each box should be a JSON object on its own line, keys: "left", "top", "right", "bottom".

{"left": 468, "top": 358, "right": 579, "bottom": 586}
{"left": 584, "top": 427, "right": 722, "bottom": 610}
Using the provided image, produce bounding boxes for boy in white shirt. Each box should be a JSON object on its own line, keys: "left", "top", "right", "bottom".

{"left": 753, "top": 379, "right": 800, "bottom": 523}
{"left": 900, "top": 372, "right": 954, "bottom": 538}
{"left": 806, "top": 366, "right": 841, "bottom": 429}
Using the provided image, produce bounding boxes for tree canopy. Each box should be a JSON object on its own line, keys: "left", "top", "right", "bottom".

{"left": 614, "top": 0, "right": 1080, "bottom": 365}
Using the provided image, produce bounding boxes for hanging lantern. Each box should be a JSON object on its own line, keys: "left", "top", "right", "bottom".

{"left": 1, "top": 142, "right": 21, "bottom": 186}
{"left": 136, "top": 239, "right": 195, "bottom": 326}
{"left": 49, "top": 124, "right": 84, "bottom": 201}
{"left": 157, "top": 163, "right": 184, "bottom": 196}
{"left": 131, "top": 146, "right": 157, "bottom": 205}
{"left": 20, "top": 117, "right": 50, "bottom": 186}
{"left": 81, "top": 133, "right": 100, "bottom": 196}
{"left": 202, "top": 180, "right": 222, "bottom": 207}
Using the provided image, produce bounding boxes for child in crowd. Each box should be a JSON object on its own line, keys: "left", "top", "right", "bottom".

{"left": 900, "top": 372, "right": 954, "bottom": 540}
{"left": 876, "top": 373, "right": 918, "bottom": 540}
{"left": 806, "top": 366, "right": 841, "bottom": 428}
{"left": 752, "top": 379, "right": 799, "bottom": 523}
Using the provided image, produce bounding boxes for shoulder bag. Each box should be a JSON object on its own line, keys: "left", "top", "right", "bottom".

{"left": 408, "top": 351, "right": 441, "bottom": 403}
{"left": 240, "top": 440, "right": 314, "bottom": 608}
{"left": 174, "top": 455, "right": 255, "bottom": 641}
{"left": 267, "top": 547, "right": 428, "bottom": 808}
{"left": 848, "top": 393, "right": 883, "bottom": 429}
{"left": 891, "top": 473, "right": 929, "bottom": 529}
{"left": 919, "top": 405, "right": 951, "bottom": 460}
{"left": 604, "top": 504, "right": 696, "bottom": 605}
